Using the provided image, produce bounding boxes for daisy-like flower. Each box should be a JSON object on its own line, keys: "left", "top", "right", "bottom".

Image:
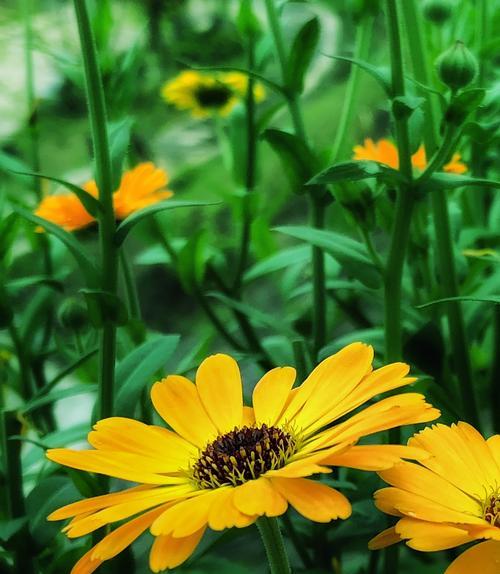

{"left": 369, "top": 422, "right": 500, "bottom": 574}
{"left": 353, "top": 138, "right": 467, "bottom": 174}
{"left": 161, "top": 70, "right": 265, "bottom": 118}
{"left": 46, "top": 343, "right": 439, "bottom": 573}
{"left": 34, "top": 163, "right": 172, "bottom": 232}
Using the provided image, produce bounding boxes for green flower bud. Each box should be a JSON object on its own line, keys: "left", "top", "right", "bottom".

{"left": 334, "top": 182, "right": 375, "bottom": 229}
{"left": 58, "top": 297, "right": 89, "bottom": 331}
{"left": 423, "top": 0, "right": 453, "bottom": 23}
{"left": 436, "top": 41, "right": 478, "bottom": 92}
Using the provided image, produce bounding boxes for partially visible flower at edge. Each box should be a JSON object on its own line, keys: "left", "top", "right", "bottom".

{"left": 161, "top": 70, "right": 265, "bottom": 118}
{"left": 46, "top": 342, "right": 439, "bottom": 574}
{"left": 34, "top": 162, "right": 173, "bottom": 232}
{"left": 353, "top": 138, "right": 467, "bottom": 174}
{"left": 369, "top": 422, "right": 500, "bottom": 574}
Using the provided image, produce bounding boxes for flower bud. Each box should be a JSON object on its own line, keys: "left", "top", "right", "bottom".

{"left": 423, "top": 0, "right": 453, "bottom": 23}
{"left": 436, "top": 41, "right": 478, "bottom": 92}
{"left": 58, "top": 297, "right": 89, "bottom": 331}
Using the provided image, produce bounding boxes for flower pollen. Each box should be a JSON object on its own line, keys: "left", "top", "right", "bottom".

{"left": 193, "top": 424, "right": 296, "bottom": 489}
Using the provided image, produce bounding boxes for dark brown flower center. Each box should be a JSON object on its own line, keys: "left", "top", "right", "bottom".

{"left": 484, "top": 493, "right": 500, "bottom": 527}
{"left": 194, "top": 84, "right": 232, "bottom": 108}
{"left": 192, "top": 424, "right": 296, "bottom": 489}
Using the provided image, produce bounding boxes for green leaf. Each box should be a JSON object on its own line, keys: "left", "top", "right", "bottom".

{"left": 6, "top": 275, "right": 65, "bottom": 293}
{"left": 0, "top": 213, "right": 19, "bottom": 264}
{"left": 176, "top": 231, "right": 208, "bottom": 294}
{"left": 392, "top": 95, "right": 425, "bottom": 120}
{"left": 274, "top": 226, "right": 382, "bottom": 289}
{"left": 286, "top": 17, "right": 320, "bottom": 93}
{"left": 11, "top": 170, "right": 101, "bottom": 217}
{"left": 417, "top": 295, "right": 500, "bottom": 309}
{"left": 244, "top": 245, "right": 311, "bottom": 282}
{"left": 236, "top": 0, "right": 261, "bottom": 38}
{"left": 108, "top": 117, "right": 133, "bottom": 189}
{"left": 263, "top": 129, "right": 318, "bottom": 193}
{"left": 309, "top": 160, "right": 404, "bottom": 186}
{"left": 0, "top": 517, "right": 28, "bottom": 543}
{"left": 423, "top": 172, "right": 500, "bottom": 191}
{"left": 13, "top": 206, "right": 98, "bottom": 283}
{"left": 323, "top": 54, "right": 391, "bottom": 94}
{"left": 22, "top": 384, "right": 97, "bottom": 414}
{"left": 115, "top": 334, "right": 180, "bottom": 416}
{"left": 81, "top": 289, "right": 128, "bottom": 327}
{"left": 445, "top": 88, "right": 486, "bottom": 125}
{"left": 0, "top": 150, "right": 32, "bottom": 177}
{"left": 114, "top": 200, "right": 219, "bottom": 245}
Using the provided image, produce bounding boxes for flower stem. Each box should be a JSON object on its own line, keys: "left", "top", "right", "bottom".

{"left": 256, "top": 516, "right": 291, "bottom": 574}
{"left": 73, "top": 0, "right": 118, "bottom": 421}
{"left": 400, "top": 0, "right": 481, "bottom": 430}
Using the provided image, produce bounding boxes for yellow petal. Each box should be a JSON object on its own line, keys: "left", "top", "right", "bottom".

{"left": 323, "top": 445, "right": 430, "bottom": 471}
{"left": 270, "top": 477, "right": 351, "bottom": 522}
{"left": 487, "top": 435, "right": 500, "bottom": 472}
{"left": 395, "top": 517, "right": 474, "bottom": 551}
{"left": 368, "top": 526, "right": 401, "bottom": 550}
{"left": 149, "top": 527, "right": 206, "bottom": 572}
{"left": 445, "top": 541, "right": 500, "bottom": 574}
{"left": 151, "top": 375, "right": 218, "bottom": 447}
{"left": 195, "top": 354, "right": 243, "bottom": 433}
{"left": 242, "top": 406, "right": 255, "bottom": 426}
{"left": 207, "top": 488, "right": 256, "bottom": 530}
{"left": 233, "top": 477, "right": 287, "bottom": 517}
{"left": 151, "top": 489, "right": 227, "bottom": 537}
{"left": 252, "top": 366, "right": 296, "bottom": 426}
{"left": 46, "top": 449, "right": 188, "bottom": 485}
{"left": 70, "top": 550, "right": 102, "bottom": 574}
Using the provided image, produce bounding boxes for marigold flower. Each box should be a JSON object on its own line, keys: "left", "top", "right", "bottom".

{"left": 161, "top": 70, "right": 265, "bottom": 118}
{"left": 34, "top": 163, "right": 172, "bottom": 232}
{"left": 46, "top": 343, "right": 439, "bottom": 573}
{"left": 369, "top": 422, "right": 500, "bottom": 574}
{"left": 353, "top": 138, "right": 467, "bottom": 174}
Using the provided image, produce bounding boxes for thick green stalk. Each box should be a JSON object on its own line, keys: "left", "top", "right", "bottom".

{"left": 73, "top": 0, "right": 118, "bottom": 421}
{"left": 8, "top": 322, "right": 33, "bottom": 401}
{"left": 1, "top": 411, "right": 36, "bottom": 574}
{"left": 400, "top": 0, "right": 481, "bottom": 430}
{"left": 256, "top": 517, "right": 291, "bottom": 574}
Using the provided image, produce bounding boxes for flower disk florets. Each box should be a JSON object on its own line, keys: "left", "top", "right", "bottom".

{"left": 483, "top": 491, "right": 500, "bottom": 527}
{"left": 193, "top": 424, "right": 297, "bottom": 489}
{"left": 194, "top": 84, "right": 233, "bottom": 109}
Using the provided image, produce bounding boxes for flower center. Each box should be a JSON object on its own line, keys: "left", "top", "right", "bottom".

{"left": 192, "top": 424, "right": 296, "bottom": 489}
{"left": 483, "top": 493, "right": 500, "bottom": 527}
{"left": 194, "top": 84, "right": 233, "bottom": 108}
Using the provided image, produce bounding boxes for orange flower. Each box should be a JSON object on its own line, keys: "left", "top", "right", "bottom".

{"left": 353, "top": 138, "right": 467, "bottom": 174}
{"left": 34, "top": 163, "right": 172, "bottom": 232}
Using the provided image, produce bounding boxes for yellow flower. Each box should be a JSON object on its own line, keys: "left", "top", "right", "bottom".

{"left": 46, "top": 343, "right": 439, "bottom": 573}
{"left": 34, "top": 163, "right": 172, "bottom": 232}
{"left": 353, "top": 138, "right": 467, "bottom": 174}
{"left": 369, "top": 422, "right": 500, "bottom": 574}
{"left": 161, "top": 70, "right": 265, "bottom": 118}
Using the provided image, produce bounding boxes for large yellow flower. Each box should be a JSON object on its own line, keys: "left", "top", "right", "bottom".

{"left": 161, "top": 70, "right": 265, "bottom": 118}
{"left": 353, "top": 138, "right": 467, "bottom": 174}
{"left": 34, "top": 163, "right": 172, "bottom": 232}
{"left": 46, "top": 343, "right": 439, "bottom": 573}
{"left": 369, "top": 422, "right": 500, "bottom": 574}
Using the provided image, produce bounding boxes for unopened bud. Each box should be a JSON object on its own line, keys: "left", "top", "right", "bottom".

{"left": 423, "top": 0, "right": 453, "bottom": 23}
{"left": 58, "top": 297, "right": 88, "bottom": 331}
{"left": 436, "top": 41, "right": 478, "bottom": 92}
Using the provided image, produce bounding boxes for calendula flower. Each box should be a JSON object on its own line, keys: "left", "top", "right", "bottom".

{"left": 369, "top": 422, "right": 500, "bottom": 574}
{"left": 46, "top": 343, "right": 439, "bottom": 573}
{"left": 34, "top": 163, "right": 172, "bottom": 232}
{"left": 353, "top": 138, "right": 467, "bottom": 174}
{"left": 161, "top": 70, "right": 265, "bottom": 118}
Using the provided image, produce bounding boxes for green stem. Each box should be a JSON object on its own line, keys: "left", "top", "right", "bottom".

{"left": 359, "top": 225, "right": 383, "bottom": 272}
{"left": 8, "top": 322, "right": 33, "bottom": 401}
{"left": 311, "top": 196, "right": 326, "bottom": 356}
{"left": 1, "top": 411, "right": 36, "bottom": 574}
{"left": 73, "top": 0, "right": 118, "bottom": 421}
{"left": 256, "top": 517, "right": 291, "bottom": 574}
{"left": 401, "top": 0, "right": 481, "bottom": 430}
{"left": 417, "top": 124, "right": 459, "bottom": 185}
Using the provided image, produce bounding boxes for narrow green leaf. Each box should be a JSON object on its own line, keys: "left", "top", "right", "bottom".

{"left": 23, "top": 384, "right": 97, "bottom": 414}
{"left": 0, "top": 213, "right": 19, "bottom": 264}
{"left": 115, "top": 334, "right": 180, "bottom": 416}
{"left": 11, "top": 170, "right": 102, "bottom": 217}
{"left": 417, "top": 295, "right": 500, "bottom": 309}
{"left": 309, "top": 160, "right": 405, "bottom": 186}
{"left": 244, "top": 245, "right": 311, "bottom": 282}
{"left": 274, "top": 225, "right": 381, "bottom": 289}
{"left": 14, "top": 206, "right": 98, "bottom": 283}
{"left": 176, "top": 231, "right": 208, "bottom": 294}
{"left": 6, "top": 275, "right": 65, "bottom": 292}
{"left": 108, "top": 117, "right": 133, "bottom": 189}
{"left": 323, "top": 53, "right": 391, "bottom": 94}
{"left": 423, "top": 172, "right": 500, "bottom": 191}
{"left": 287, "top": 17, "right": 320, "bottom": 93}
{"left": 114, "top": 200, "right": 219, "bottom": 245}
{"left": 81, "top": 289, "right": 128, "bottom": 327}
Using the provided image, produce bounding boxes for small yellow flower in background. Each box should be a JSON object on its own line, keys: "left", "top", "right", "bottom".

{"left": 46, "top": 343, "right": 439, "bottom": 573}
{"left": 34, "top": 163, "right": 172, "bottom": 232}
{"left": 369, "top": 422, "right": 500, "bottom": 574}
{"left": 353, "top": 138, "right": 467, "bottom": 174}
{"left": 161, "top": 70, "right": 265, "bottom": 118}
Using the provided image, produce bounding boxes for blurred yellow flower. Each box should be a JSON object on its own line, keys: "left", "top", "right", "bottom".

{"left": 161, "top": 70, "right": 265, "bottom": 118}
{"left": 47, "top": 343, "right": 438, "bottom": 573}
{"left": 369, "top": 422, "right": 500, "bottom": 574}
{"left": 34, "top": 163, "right": 172, "bottom": 232}
{"left": 353, "top": 138, "right": 467, "bottom": 174}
